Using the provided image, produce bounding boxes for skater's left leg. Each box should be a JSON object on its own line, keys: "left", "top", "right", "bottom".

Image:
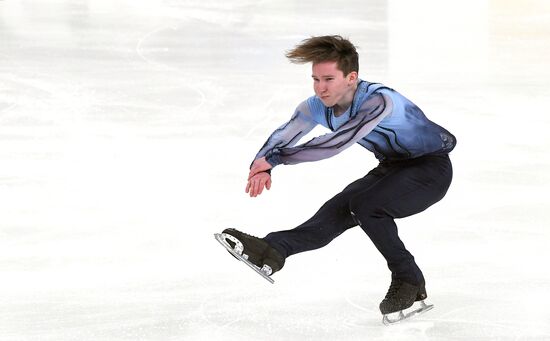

{"left": 349, "top": 154, "right": 453, "bottom": 285}
{"left": 350, "top": 155, "right": 452, "bottom": 315}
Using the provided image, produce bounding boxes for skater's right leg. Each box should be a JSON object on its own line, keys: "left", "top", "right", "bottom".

{"left": 263, "top": 176, "right": 372, "bottom": 258}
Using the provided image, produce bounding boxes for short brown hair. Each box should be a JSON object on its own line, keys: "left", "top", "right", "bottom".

{"left": 285, "top": 35, "right": 359, "bottom": 76}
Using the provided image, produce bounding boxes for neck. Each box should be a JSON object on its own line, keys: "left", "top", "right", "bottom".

{"left": 333, "top": 82, "right": 358, "bottom": 117}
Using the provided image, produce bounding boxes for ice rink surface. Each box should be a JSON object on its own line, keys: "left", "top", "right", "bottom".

{"left": 1, "top": 0, "right": 550, "bottom": 340}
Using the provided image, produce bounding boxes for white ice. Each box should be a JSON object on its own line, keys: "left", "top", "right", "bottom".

{"left": 1, "top": 0, "right": 550, "bottom": 340}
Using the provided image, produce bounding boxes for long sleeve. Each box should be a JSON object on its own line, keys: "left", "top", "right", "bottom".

{"left": 253, "top": 101, "right": 318, "bottom": 164}
{"left": 265, "top": 92, "right": 393, "bottom": 166}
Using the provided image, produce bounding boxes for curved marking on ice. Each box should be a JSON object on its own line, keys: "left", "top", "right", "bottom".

{"left": 135, "top": 25, "right": 207, "bottom": 117}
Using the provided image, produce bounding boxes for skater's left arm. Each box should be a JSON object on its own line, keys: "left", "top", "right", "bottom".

{"left": 252, "top": 92, "right": 393, "bottom": 170}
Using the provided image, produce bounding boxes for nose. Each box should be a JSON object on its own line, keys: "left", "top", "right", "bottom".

{"left": 315, "top": 80, "right": 327, "bottom": 94}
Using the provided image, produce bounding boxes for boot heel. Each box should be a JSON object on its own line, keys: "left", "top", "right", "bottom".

{"left": 415, "top": 282, "right": 427, "bottom": 301}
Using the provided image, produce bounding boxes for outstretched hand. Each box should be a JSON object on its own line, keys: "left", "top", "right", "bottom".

{"left": 248, "top": 157, "right": 273, "bottom": 180}
{"left": 245, "top": 172, "right": 272, "bottom": 197}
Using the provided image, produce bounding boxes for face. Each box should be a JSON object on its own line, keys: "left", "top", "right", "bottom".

{"left": 312, "top": 61, "right": 357, "bottom": 107}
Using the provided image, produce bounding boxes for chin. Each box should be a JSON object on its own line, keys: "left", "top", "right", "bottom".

{"left": 320, "top": 98, "right": 333, "bottom": 107}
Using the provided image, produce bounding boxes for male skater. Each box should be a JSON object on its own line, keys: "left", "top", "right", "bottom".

{"left": 220, "top": 35, "right": 456, "bottom": 321}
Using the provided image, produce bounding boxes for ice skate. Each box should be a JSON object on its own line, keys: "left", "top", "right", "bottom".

{"left": 380, "top": 279, "right": 434, "bottom": 325}
{"left": 214, "top": 228, "right": 285, "bottom": 284}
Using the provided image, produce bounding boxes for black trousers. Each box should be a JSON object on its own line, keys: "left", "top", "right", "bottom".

{"left": 264, "top": 154, "right": 453, "bottom": 285}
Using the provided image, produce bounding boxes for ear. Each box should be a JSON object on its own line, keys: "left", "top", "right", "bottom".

{"left": 347, "top": 71, "right": 358, "bottom": 84}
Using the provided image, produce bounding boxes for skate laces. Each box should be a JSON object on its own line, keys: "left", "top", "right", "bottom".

{"left": 241, "top": 231, "right": 256, "bottom": 238}
{"left": 230, "top": 229, "right": 256, "bottom": 239}
{"left": 384, "top": 279, "right": 402, "bottom": 299}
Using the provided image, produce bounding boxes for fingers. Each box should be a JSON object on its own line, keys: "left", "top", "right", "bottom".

{"left": 257, "top": 180, "right": 264, "bottom": 196}
{"left": 248, "top": 180, "right": 258, "bottom": 197}
{"left": 246, "top": 175, "right": 271, "bottom": 197}
{"left": 246, "top": 179, "right": 257, "bottom": 197}
{"left": 254, "top": 177, "right": 264, "bottom": 197}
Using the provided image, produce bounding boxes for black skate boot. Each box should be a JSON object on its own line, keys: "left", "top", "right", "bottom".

{"left": 379, "top": 278, "right": 433, "bottom": 325}
{"left": 221, "top": 228, "right": 285, "bottom": 275}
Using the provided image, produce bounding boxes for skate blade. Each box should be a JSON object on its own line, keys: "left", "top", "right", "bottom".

{"left": 382, "top": 300, "right": 434, "bottom": 325}
{"left": 214, "top": 233, "right": 275, "bottom": 284}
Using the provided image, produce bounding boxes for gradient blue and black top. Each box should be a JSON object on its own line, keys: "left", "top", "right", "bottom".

{"left": 255, "top": 80, "right": 456, "bottom": 167}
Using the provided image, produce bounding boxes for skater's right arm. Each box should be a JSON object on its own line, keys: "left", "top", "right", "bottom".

{"left": 246, "top": 101, "right": 317, "bottom": 197}
{"left": 251, "top": 101, "right": 318, "bottom": 163}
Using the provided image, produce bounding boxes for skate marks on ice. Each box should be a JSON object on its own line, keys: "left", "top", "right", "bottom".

{"left": 198, "top": 294, "right": 248, "bottom": 340}
{"left": 214, "top": 233, "right": 275, "bottom": 284}
{"left": 197, "top": 284, "right": 550, "bottom": 340}
{"left": 198, "top": 274, "right": 550, "bottom": 340}
{"left": 422, "top": 300, "right": 550, "bottom": 340}
{"left": 351, "top": 295, "right": 550, "bottom": 339}
{"left": 135, "top": 24, "right": 207, "bottom": 123}
{"left": 200, "top": 285, "right": 386, "bottom": 341}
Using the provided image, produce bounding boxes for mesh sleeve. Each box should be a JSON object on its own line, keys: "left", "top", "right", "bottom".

{"left": 265, "top": 92, "right": 393, "bottom": 166}
{"left": 253, "top": 101, "right": 317, "bottom": 165}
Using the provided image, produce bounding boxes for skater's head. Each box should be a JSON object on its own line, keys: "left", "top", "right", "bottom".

{"left": 286, "top": 35, "right": 359, "bottom": 77}
{"left": 286, "top": 35, "right": 359, "bottom": 108}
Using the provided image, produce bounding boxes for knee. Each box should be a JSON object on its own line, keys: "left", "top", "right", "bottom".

{"left": 348, "top": 197, "right": 386, "bottom": 225}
